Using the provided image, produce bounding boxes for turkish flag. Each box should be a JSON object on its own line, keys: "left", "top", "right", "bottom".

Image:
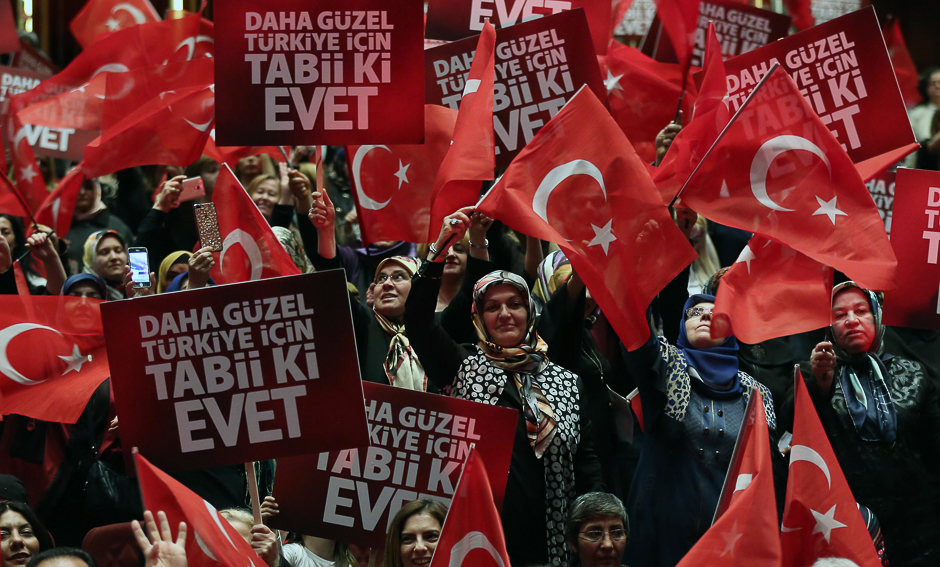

{"left": 676, "top": 391, "right": 780, "bottom": 566}
{"left": 7, "top": 115, "right": 49, "bottom": 213}
{"left": 34, "top": 163, "right": 85, "bottom": 239}
{"left": 600, "top": 42, "right": 697, "bottom": 164}
{"left": 477, "top": 86, "right": 697, "bottom": 350}
{"left": 427, "top": 21, "right": 496, "bottom": 241}
{"left": 134, "top": 451, "right": 266, "bottom": 567}
{"left": 0, "top": 170, "right": 34, "bottom": 219}
{"left": 782, "top": 368, "right": 882, "bottom": 567}
{"left": 678, "top": 65, "right": 897, "bottom": 291}
{"left": 203, "top": 137, "right": 284, "bottom": 167}
{"left": 854, "top": 143, "right": 919, "bottom": 184}
{"left": 0, "top": 295, "right": 110, "bottom": 423}
{"left": 429, "top": 446, "right": 511, "bottom": 567}
{"left": 16, "top": 73, "right": 108, "bottom": 131}
{"left": 348, "top": 105, "right": 457, "bottom": 245}
{"left": 70, "top": 0, "right": 160, "bottom": 49}
{"left": 209, "top": 165, "right": 301, "bottom": 284}
{"left": 711, "top": 236, "right": 833, "bottom": 344}
{"left": 653, "top": 0, "right": 700, "bottom": 78}
{"left": 782, "top": 0, "right": 814, "bottom": 31}
{"left": 882, "top": 19, "right": 920, "bottom": 108}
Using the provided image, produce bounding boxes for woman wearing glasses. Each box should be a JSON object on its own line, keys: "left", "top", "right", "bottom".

{"left": 622, "top": 290, "right": 776, "bottom": 567}
{"left": 566, "top": 493, "right": 628, "bottom": 567}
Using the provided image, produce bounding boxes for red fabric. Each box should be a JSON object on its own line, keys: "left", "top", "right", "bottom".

{"left": 348, "top": 105, "right": 457, "bottom": 245}
{"left": 70, "top": 0, "right": 160, "bottom": 48}
{"left": 203, "top": 140, "right": 284, "bottom": 167}
{"left": 134, "top": 452, "right": 266, "bottom": 567}
{"left": 0, "top": 0, "right": 19, "bottom": 54}
{"left": 427, "top": 21, "right": 496, "bottom": 241}
{"left": 429, "top": 447, "right": 511, "bottom": 567}
{"left": 653, "top": 0, "right": 700, "bottom": 78}
{"left": 679, "top": 66, "right": 897, "bottom": 291}
{"left": 0, "top": 415, "right": 70, "bottom": 509}
{"left": 8, "top": 115, "right": 50, "bottom": 213}
{"left": 0, "top": 170, "right": 34, "bottom": 219}
{"left": 34, "top": 163, "right": 84, "bottom": 240}
{"left": 16, "top": 73, "right": 108, "bottom": 131}
{"left": 711, "top": 236, "right": 833, "bottom": 344}
{"left": 610, "top": 0, "right": 635, "bottom": 37}
{"left": 783, "top": 0, "right": 814, "bottom": 31}
{"left": 0, "top": 295, "right": 110, "bottom": 423}
{"left": 600, "top": 44, "right": 697, "bottom": 164}
{"left": 854, "top": 143, "right": 919, "bottom": 183}
{"left": 676, "top": 391, "right": 780, "bottom": 566}
{"left": 476, "top": 87, "right": 697, "bottom": 350}
{"left": 209, "top": 166, "right": 301, "bottom": 284}
{"left": 782, "top": 371, "right": 883, "bottom": 567}
{"left": 883, "top": 19, "right": 920, "bottom": 108}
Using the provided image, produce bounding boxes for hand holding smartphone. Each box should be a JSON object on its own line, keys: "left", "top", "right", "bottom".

{"left": 194, "top": 203, "right": 223, "bottom": 252}
{"left": 128, "top": 247, "right": 151, "bottom": 289}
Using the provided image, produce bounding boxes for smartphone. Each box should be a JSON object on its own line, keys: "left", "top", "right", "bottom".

{"left": 179, "top": 177, "right": 206, "bottom": 202}
{"left": 194, "top": 202, "right": 223, "bottom": 252}
{"left": 128, "top": 247, "right": 150, "bottom": 288}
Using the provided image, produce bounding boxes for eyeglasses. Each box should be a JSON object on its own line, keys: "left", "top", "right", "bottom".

{"left": 375, "top": 271, "right": 410, "bottom": 285}
{"left": 685, "top": 306, "right": 714, "bottom": 320}
{"left": 579, "top": 528, "right": 627, "bottom": 543}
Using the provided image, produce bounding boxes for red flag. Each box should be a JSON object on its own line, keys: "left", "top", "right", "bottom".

{"left": 429, "top": 446, "right": 511, "bottom": 567}
{"left": 854, "top": 143, "right": 918, "bottom": 184}
{"left": 678, "top": 65, "right": 897, "bottom": 291}
{"left": 0, "top": 170, "right": 34, "bottom": 219}
{"left": 653, "top": 0, "right": 700, "bottom": 78}
{"left": 209, "top": 165, "right": 302, "bottom": 284}
{"left": 134, "top": 451, "right": 266, "bottom": 567}
{"left": 203, "top": 138, "right": 284, "bottom": 167}
{"left": 0, "top": 295, "right": 110, "bottom": 423}
{"left": 882, "top": 18, "right": 920, "bottom": 108}
{"left": 35, "top": 163, "right": 85, "bottom": 238}
{"left": 8, "top": 117, "right": 49, "bottom": 212}
{"left": 348, "top": 105, "right": 458, "bottom": 245}
{"left": 782, "top": 0, "right": 814, "bottom": 31}
{"left": 601, "top": 43, "right": 697, "bottom": 164}
{"left": 477, "top": 86, "right": 697, "bottom": 350}
{"left": 782, "top": 368, "right": 883, "bottom": 567}
{"left": 676, "top": 391, "right": 780, "bottom": 566}
{"left": 711, "top": 236, "right": 833, "bottom": 344}
{"left": 70, "top": 0, "right": 160, "bottom": 48}
{"left": 0, "top": 0, "right": 19, "bottom": 54}
{"left": 427, "top": 21, "right": 496, "bottom": 241}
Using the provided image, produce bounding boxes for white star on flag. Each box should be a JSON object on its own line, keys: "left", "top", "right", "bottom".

{"left": 105, "top": 18, "right": 121, "bottom": 31}
{"left": 736, "top": 244, "right": 756, "bottom": 274}
{"left": 720, "top": 521, "right": 743, "bottom": 556}
{"left": 812, "top": 195, "right": 847, "bottom": 225}
{"left": 59, "top": 344, "right": 90, "bottom": 375}
{"left": 393, "top": 161, "right": 410, "bottom": 189}
{"left": 588, "top": 219, "right": 617, "bottom": 255}
{"left": 19, "top": 165, "right": 38, "bottom": 184}
{"left": 811, "top": 504, "right": 847, "bottom": 544}
{"left": 604, "top": 70, "right": 624, "bottom": 97}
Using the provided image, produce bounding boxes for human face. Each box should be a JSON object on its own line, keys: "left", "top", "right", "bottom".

{"left": 75, "top": 180, "right": 98, "bottom": 214}
{"left": 443, "top": 242, "right": 468, "bottom": 279}
{"left": 482, "top": 284, "right": 528, "bottom": 348}
{"left": 239, "top": 155, "right": 263, "bottom": 179}
{"left": 0, "top": 510, "right": 41, "bottom": 567}
{"left": 684, "top": 302, "right": 724, "bottom": 349}
{"left": 94, "top": 235, "right": 127, "bottom": 283}
{"left": 373, "top": 263, "right": 411, "bottom": 319}
{"left": 251, "top": 180, "right": 279, "bottom": 219}
{"left": 832, "top": 288, "right": 876, "bottom": 355}
{"left": 167, "top": 263, "right": 189, "bottom": 283}
{"left": 0, "top": 219, "right": 15, "bottom": 251}
{"left": 571, "top": 517, "right": 627, "bottom": 567}
{"left": 928, "top": 71, "right": 940, "bottom": 105}
{"left": 66, "top": 282, "right": 103, "bottom": 300}
{"left": 399, "top": 513, "right": 440, "bottom": 567}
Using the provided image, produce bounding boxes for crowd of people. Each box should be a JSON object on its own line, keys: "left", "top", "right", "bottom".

{"left": 0, "top": 25, "right": 939, "bottom": 567}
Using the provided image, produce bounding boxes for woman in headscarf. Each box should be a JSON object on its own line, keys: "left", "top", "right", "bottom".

{"left": 622, "top": 289, "right": 775, "bottom": 567}
{"left": 65, "top": 177, "right": 133, "bottom": 271}
{"left": 272, "top": 227, "right": 312, "bottom": 273}
{"left": 156, "top": 251, "right": 192, "bottom": 294}
{"left": 404, "top": 210, "right": 604, "bottom": 567}
{"left": 805, "top": 282, "right": 940, "bottom": 567}
{"left": 82, "top": 230, "right": 128, "bottom": 301}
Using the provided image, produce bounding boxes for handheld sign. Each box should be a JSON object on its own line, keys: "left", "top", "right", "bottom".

{"left": 101, "top": 270, "right": 370, "bottom": 471}
{"left": 214, "top": 0, "right": 425, "bottom": 146}
{"left": 269, "top": 382, "right": 517, "bottom": 547}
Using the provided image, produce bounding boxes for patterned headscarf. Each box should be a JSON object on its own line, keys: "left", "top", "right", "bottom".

{"left": 82, "top": 230, "right": 126, "bottom": 300}
{"left": 532, "top": 250, "right": 572, "bottom": 304}
{"left": 372, "top": 256, "right": 426, "bottom": 391}
{"left": 272, "top": 227, "right": 313, "bottom": 273}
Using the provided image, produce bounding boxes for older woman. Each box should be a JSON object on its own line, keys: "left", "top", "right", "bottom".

{"left": 404, "top": 211, "right": 604, "bottom": 566}
{"left": 566, "top": 493, "right": 628, "bottom": 567}
{"left": 805, "top": 282, "right": 940, "bottom": 567}
{"left": 82, "top": 230, "right": 128, "bottom": 300}
{"left": 382, "top": 500, "right": 447, "bottom": 567}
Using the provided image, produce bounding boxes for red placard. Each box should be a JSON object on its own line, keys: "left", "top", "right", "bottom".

{"left": 641, "top": 0, "right": 791, "bottom": 68}
{"left": 866, "top": 168, "right": 896, "bottom": 237}
{"left": 425, "top": 9, "right": 606, "bottom": 170}
{"left": 811, "top": 0, "right": 867, "bottom": 25}
{"left": 425, "top": 0, "right": 612, "bottom": 55}
{"left": 269, "top": 382, "right": 518, "bottom": 547}
{"left": 716, "top": 6, "right": 914, "bottom": 163}
{"left": 10, "top": 42, "right": 59, "bottom": 78}
{"left": 100, "top": 270, "right": 370, "bottom": 472}
{"left": 616, "top": 0, "right": 656, "bottom": 45}
{"left": 213, "top": 0, "right": 425, "bottom": 146}
{"left": 883, "top": 168, "right": 940, "bottom": 330}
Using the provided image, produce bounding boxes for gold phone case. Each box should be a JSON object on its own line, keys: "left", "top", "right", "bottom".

{"left": 194, "top": 203, "right": 223, "bottom": 252}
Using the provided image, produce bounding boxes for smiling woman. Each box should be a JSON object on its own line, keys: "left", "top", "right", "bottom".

{"left": 82, "top": 230, "right": 129, "bottom": 300}
{"left": 0, "top": 502, "right": 54, "bottom": 567}
{"left": 383, "top": 500, "right": 447, "bottom": 567}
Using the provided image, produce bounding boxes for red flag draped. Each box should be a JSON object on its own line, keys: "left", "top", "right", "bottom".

{"left": 477, "top": 86, "right": 697, "bottom": 350}
{"left": 676, "top": 391, "right": 780, "bottom": 566}
{"left": 0, "top": 295, "right": 110, "bottom": 423}
{"left": 427, "top": 21, "right": 496, "bottom": 242}
{"left": 0, "top": 170, "right": 34, "bottom": 219}
{"left": 34, "top": 163, "right": 85, "bottom": 238}
{"left": 70, "top": 0, "right": 160, "bottom": 48}
{"left": 653, "top": 0, "right": 700, "bottom": 78}
{"left": 209, "top": 165, "right": 301, "bottom": 284}
{"left": 883, "top": 18, "right": 920, "bottom": 108}
{"left": 678, "top": 65, "right": 897, "bottom": 291}
{"left": 783, "top": 369, "right": 883, "bottom": 567}
{"left": 348, "top": 105, "right": 458, "bottom": 245}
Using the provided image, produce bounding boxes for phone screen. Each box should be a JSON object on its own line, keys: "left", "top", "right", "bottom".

{"left": 129, "top": 249, "right": 150, "bottom": 285}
